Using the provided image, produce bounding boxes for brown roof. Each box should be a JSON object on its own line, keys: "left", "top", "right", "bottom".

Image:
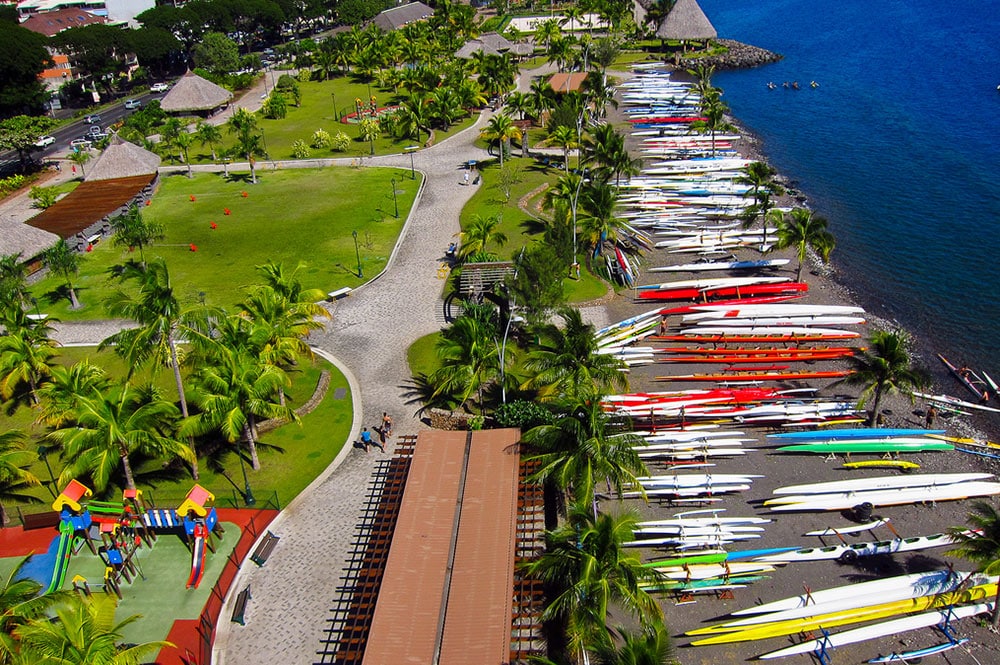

{"left": 86, "top": 135, "right": 161, "bottom": 182}
{"left": 371, "top": 1, "right": 433, "bottom": 31}
{"left": 160, "top": 72, "right": 233, "bottom": 113}
{"left": 20, "top": 8, "right": 106, "bottom": 36}
{"left": 362, "top": 428, "right": 520, "bottom": 665}
{"left": 548, "top": 71, "right": 588, "bottom": 93}
{"left": 656, "top": 0, "right": 718, "bottom": 40}
{"left": 26, "top": 174, "right": 154, "bottom": 238}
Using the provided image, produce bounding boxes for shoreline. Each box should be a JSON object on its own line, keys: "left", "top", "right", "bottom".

{"left": 603, "top": 66, "right": 1000, "bottom": 664}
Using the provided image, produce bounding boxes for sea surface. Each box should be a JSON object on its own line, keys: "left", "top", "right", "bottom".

{"left": 697, "top": 0, "right": 1000, "bottom": 389}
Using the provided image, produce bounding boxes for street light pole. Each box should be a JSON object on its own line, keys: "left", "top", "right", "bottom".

{"left": 236, "top": 443, "right": 256, "bottom": 506}
{"left": 405, "top": 146, "right": 418, "bottom": 179}
{"left": 391, "top": 177, "right": 399, "bottom": 218}
{"left": 331, "top": 91, "right": 339, "bottom": 121}
{"left": 353, "top": 230, "right": 363, "bottom": 278}
{"left": 36, "top": 445, "right": 58, "bottom": 499}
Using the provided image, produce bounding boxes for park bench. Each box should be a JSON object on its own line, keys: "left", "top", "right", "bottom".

{"left": 21, "top": 511, "right": 60, "bottom": 530}
{"left": 231, "top": 585, "right": 251, "bottom": 625}
{"left": 250, "top": 531, "right": 280, "bottom": 567}
{"left": 327, "top": 287, "right": 352, "bottom": 301}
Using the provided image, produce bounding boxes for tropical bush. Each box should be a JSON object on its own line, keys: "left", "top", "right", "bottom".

{"left": 291, "top": 139, "right": 311, "bottom": 159}
{"left": 330, "top": 131, "right": 351, "bottom": 152}
{"left": 0, "top": 174, "right": 28, "bottom": 198}
{"left": 311, "top": 129, "right": 332, "bottom": 149}
{"left": 28, "top": 185, "right": 58, "bottom": 209}
{"left": 262, "top": 92, "right": 288, "bottom": 119}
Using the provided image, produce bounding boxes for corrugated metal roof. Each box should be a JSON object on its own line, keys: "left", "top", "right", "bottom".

{"left": 25, "top": 174, "right": 154, "bottom": 238}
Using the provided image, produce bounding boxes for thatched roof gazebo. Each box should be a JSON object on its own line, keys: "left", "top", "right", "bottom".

{"left": 85, "top": 135, "right": 161, "bottom": 182}
{"left": 0, "top": 214, "right": 60, "bottom": 271}
{"left": 656, "top": 0, "right": 717, "bottom": 42}
{"left": 160, "top": 72, "right": 234, "bottom": 115}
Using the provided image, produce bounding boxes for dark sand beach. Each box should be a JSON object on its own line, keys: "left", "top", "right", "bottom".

{"left": 598, "top": 68, "right": 1000, "bottom": 665}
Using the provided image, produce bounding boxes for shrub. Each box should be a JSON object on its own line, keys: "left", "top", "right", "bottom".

{"left": 28, "top": 185, "right": 59, "bottom": 209}
{"left": 494, "top": 400, "right": 555, "bottom": 430}
{"left": 291, "top": 140, "right": 311, "bottom": 159}
{"left": 297, "top": 65, "right": 313, "bottom": 81}
{"left": 262, "top": 92, "right": 288, "bottom": 119}
{"left": 0, "top": 174, "right": 28, "bottom": 198}
{"left": 330, "top": 131, "right": 351, "bottom": 152}
{"left": 311, "top": 129, "right": 332, "bottom": 149}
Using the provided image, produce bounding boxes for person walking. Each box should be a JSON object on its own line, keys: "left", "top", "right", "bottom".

{"left": 925, "top": 405, "right": 939, "bottom": 429}
{"left": 360, "top": 427, "right": 373, "bottom": 453}
{"left": 382, "top": 412, "right": 393, "bottom": 436}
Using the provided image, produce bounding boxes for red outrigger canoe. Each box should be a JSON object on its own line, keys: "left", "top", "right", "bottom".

{"left": 638, "top": 282, "right": 809, "bottom": 302}
{"left": 657, "top": 370, "right": 854, "bottom": 382}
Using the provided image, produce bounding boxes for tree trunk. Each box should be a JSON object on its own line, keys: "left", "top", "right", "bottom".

{"left": 244, "top": 420, "right": 261, "bottom": 470}
{"left": 867, "top": 384, "right": 885, "bottom": 426}
{"left": 796, "top": 259, "right": 804, "bottom": 282}
{"left": 121, "top": 451, "right": 136, "bottom": 490}
{"left": 169, "top": 336, "right": 197, "bottom": 480}
{"left": 249, "top": 156, "right": 257, "bottom": 184}
{"left": 68, "top": 284, "right": 80, "bottom": 310}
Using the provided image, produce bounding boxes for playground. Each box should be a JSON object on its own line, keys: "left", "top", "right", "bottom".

{"left": 0, "top": 481, "right": 276, "bottom": 663}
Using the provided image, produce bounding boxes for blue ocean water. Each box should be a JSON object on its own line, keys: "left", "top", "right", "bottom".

{"left": 697, "top": 0, "right": 1000, "bottom": 381}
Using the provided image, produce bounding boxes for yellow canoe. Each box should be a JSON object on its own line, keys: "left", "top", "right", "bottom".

{"left": 688, "top": 583, "right": 996, "bottom": 645}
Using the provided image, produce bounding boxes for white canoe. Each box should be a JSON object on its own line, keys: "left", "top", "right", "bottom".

{"left": 767, "top": 481, "right": 1000, "bottom": 512}
{"left": 757, "top": 602, "right": 993, "bottom": 660}
{"left": 690, "top": 316, "right": 867, "bottom": 327}
{"left": 752, "top": 532, "right": 957, "bottom": 563}
{"left": 773, "top": 472, "right": 994, "bottom": 495}
{"left": 687, "top": 303, "right": 866, "bottom": 318}
{"left": 805, "top": 519, "right": 890, "bottom": 536}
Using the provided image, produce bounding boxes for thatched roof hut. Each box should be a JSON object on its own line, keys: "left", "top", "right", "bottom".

{"left": 160, "top": 72, "right": 233, "bottom": 114}
{"left": 0, "top": 214, "right": 60, "bottom": 266}
{"left": 656, "top": 0, "right": 717, "bottom": 41}
{"left": 86, "top": 135, "right": 161, "bottom": 182}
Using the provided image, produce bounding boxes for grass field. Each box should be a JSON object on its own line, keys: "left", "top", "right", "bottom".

{"left": 29, "top": 167, "right": 418, "bottom": 321}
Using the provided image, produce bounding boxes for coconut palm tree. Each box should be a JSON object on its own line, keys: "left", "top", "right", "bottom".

{"left": 738, "top": 161, "right": 785, "bottom": 244}
{"left": 771, "top": 207, "right": 836, "bottom": 281}
{"left": 947, "top": 500, "right": 1000, "bottom": 627}
{"left": 174, "top": 131, "right": 194, "bottom": 178}
{"left": 480, "top": 113, "right": 522, "bottom": 168}
{"left": 41, "top": 239, "right": 82, "bottom": 309}
{"left": 429, "top": 305, "right": 504, "bottom": 412}
{"left": 596, "top": 624, "right": 678, "bottom": 665}
{"left": 544, "top": 125, "right": 579, "bottom": 171}
{"left": 0, "top": 431, "right": 42, "bottom": 527}
{"left": 397, "top": 91, "right": 431, "bottom": 144}
{"left": 523, "top": 398, "right": 646, "bottom": 508}
{"left": 67, "top": 149, "right": 91, "bottom": 178}
{"left": 0, "top": 556, "right": 72, "bottom": 663}
{"left": 840, "top": 329, "right": 930, "bottom": 426}
{"left": 14, "top": 593, "right": 171, "bottom": 664}
{"left": 578, "top": 176, "right": 627, "bottom": 257}
{"left": 0, "top": 252, "right": 29, "bottom": 310}
{"left": 35, "top": 360, "right": 110, "bottom": 429}
{"left": 51, "top": 383, "right": 194, "bottom": 492}
{"left": 195, "top": 121, "right": 223, "bottom": 162}
{"left": 523, "top": 505, "right": 664, "bottom": 660}
{"left": 182, "top": 336, "right": 296, "bottom": 471}
{"left": 0, "top": 326, "right": 58, "bottom": 406}
{"left": 109, "top": 205, "right": 165, "bottom": 269}
{"left": 457, "top": 214, "right": 508, "bottom": 261}
{"left": 535, "top": 18, "right": 562, "bottom": 52}
{"left": 227, "top": 108, "right": 265, "bottom": 184}
{"left": 524, "top": 308, "right": 628, "bottom": 401}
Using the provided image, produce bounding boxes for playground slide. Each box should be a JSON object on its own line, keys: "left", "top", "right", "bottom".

{"left": 186, "top": 524, "right": 208, "bottom": 589}
{"left": 46, "top": 521, "right": 74, "bottom": 594}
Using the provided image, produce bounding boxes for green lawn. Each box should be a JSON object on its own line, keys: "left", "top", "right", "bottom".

{"left": 29, "top": 167, "right": 419, "bottom": 320}
{"left": 1, "top": 344, "right": 352, "bottom": 510}
{"left": 175, "top": 74, "right": 478, "bottom": 164}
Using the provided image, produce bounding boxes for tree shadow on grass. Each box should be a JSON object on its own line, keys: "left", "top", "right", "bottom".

{"left": 40, "top": 284, "right": 84, "bottom": 309}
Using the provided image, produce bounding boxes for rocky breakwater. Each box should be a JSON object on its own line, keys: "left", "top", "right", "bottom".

{"left": 696, "top": 38, "right": 782, "bottom": 70}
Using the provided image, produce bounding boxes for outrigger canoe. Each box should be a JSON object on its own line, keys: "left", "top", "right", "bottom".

{"left": 658, "top": 369, "right": 853, "bottom": 382}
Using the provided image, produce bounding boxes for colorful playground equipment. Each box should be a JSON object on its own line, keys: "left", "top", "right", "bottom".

{"left": 50, "top": 481, "right": 223, "bottom": 595}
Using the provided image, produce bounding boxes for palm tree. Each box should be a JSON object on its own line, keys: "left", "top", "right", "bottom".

{"left": 596, "top": 624, "right": 678, "bottom": 665}
{"left": 397, "top": 92, "right": 431, "bottom": 144}
{"left": 430, "top": 306, "right": 503, "bottom": 412}
{"left": 109, "top": 205, "right": 165, "bottom": 268}
{"left": 535, "top": 17, "right": 562, "bottom": 52}
{"left": 578, "top": 176, "right": 627, "bottom": 257}
{"left": 480, "top": 113, "right": 522, "bottom": 168}
{"left": 67, "top": 149, "right": 91, "bottom": 178}
{"left": 51, "top": 383, "right": 194, "bottom": 492}
{"left": 0, "top": 431, "right": 42, "bottom": 526}
{"left": 195, "top": 121, "right": 223, "bottom": 162}
{"left": 698, "top": 88, "right": 729, "bottom": 156}
{"left": 42, "top": 239, "right": 82, "bottom": 309}
{"left": 0, "top": 252, "right": 29, "bottom": 310}
{"left": 227, "top": 108, "right": 265, "bottom": 184}
{"left": 771, "top": 207, "right": 836, "bottom": 281}
{"left": 35, "top": 360, "right": 109, "bottom": 429}
{"left": 14, "top": 593, "right": 171, "bottom": 664}
{"left": 523, "top": 398, "right": 646, "bottom": 507}
{"left": 544, "top": 125, "right": 579, "bottom": 171}
{"left": 174, "top": 131, "right": 194, "bottom": 178}
{"left": 0, "top": 556, "right": 71, "bottom": 663}
{"left": 737, "top": 161, "right": 785, "bottom": 244}
{"left": 542, "top": 171, "right": 584, "bottom": 213}
{"left": 0, "top": 326, "right": 58, "bottom": 406}
{"left": 457, "top": 214, "right": 507, "bottom": 261}
{"left": 841, "top": 330, "right": 929, "bottom": 425}
{"left": 183, "top": 337, "right": 297, "bottom": 471}
{"left": 523, "top": 506, "right": 664, "bottom": 660}
{"left": 530, "top": 77, "right": 556, "bottom": 121}
{"left": 947, "top": 500, "right": 1000, "bottom": 627}
{"left": 524, "top": 308, "right": 628, "bottom": 401}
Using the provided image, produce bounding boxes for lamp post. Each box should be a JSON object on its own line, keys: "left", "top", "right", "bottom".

{"left": 36, "top": 445, "right": 58, "bottom": 499}
{"left": 570, "top": 168, "right": 586, "bottom": 280}
{"left": 331, "top": 91, "right": 339, "bottom": 121}
{"left": 353, "top": 230, "right": 363, "bottom": 278}
{"left": 390, "top": 177, "right": 399, "bottom": 218}
{"left": 405, "top": 145, "right": 418, "bottom": 179}
{"left": 236, "top": 443, "right": 255, "bottom": 506}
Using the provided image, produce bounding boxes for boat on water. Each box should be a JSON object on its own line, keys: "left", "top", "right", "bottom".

{"left": 938, "top": 353, "right": 989, "bottom": 400}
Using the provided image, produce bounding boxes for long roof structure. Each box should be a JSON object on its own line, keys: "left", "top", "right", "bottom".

{"left": 26, "top": 174, "right": 154, "bottom": 238}
{"left": 361, "top": 428, "right": 520, "bottom": 665}
{"left": 656, "top": 0, "right": 717, "bottom": 40}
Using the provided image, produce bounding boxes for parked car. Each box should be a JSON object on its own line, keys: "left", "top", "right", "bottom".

{"left": 87, "top": 125, "right": 104, "bottom": 137}
{"left": 84, "top": 113, "right": 101, "bottom": 124}
{"left": 124, "top": 98, "right": 142, "bottom": 110}
{"left": 34, "top": 135, "right": 56, "bottom": 148}
{"left": 69, "top": 138, "right": 92, "bottom": 150}
{"left": 150, "top": 82, "right": 170, "bottom": 93}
